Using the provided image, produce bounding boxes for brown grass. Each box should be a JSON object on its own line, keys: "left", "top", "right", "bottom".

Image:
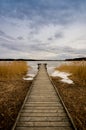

{"left": 0, "top": 61, "right": 32, "bottom": 130}
{"left": 51, "top": 77, "right": 86, "bottom": 130}
{"left": 0, "top": 80, "right": 32, "bottom": 130}
{"left": 55, "top": 61, "right": 86, "bottom": 86}
{"left": 0, "top": 61, "right": 29, "bottom": 79}
{"left": 52, "top": 61, "right": 86, "bottom": 130}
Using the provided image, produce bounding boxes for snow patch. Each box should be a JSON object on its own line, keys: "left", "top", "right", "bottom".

{"left": 23, "top": 77, "right": 33, "bottom": 80}
{"left": 23, "top": 66, "right": 36, "bottom": 81}
{"left": 61, "top": 78, "right": 73, "bottom": 84}
{"left": 23, "top": 73, "right": 35, "bottom": 81}
{"left": 26, "top": 73, "right": 35, "bottom": 77}
{"left": 51, "top": 71, "right": 73, "bottom": 84}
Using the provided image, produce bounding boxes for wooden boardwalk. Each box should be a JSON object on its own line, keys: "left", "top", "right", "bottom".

{"left": 13, "top": 64, "right": 75, "bottom": 130}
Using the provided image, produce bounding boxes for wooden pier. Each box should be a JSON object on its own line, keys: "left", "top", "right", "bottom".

{"left": 12, "top": 64, "right": 76, "bottom": 130}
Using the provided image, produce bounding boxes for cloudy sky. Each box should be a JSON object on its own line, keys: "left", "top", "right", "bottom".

{"left": 0, "top": 0, "right": 86, "bottom": 60}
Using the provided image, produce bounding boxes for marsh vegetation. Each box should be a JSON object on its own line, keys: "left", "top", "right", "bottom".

{"left": 0, "top": 61, "right": 32, "bottom": 130}
{"left": 0, "top": 61, "right": 28, "bottom": 80}
{"left": 52, "top": 61, "right": 86, "bottom": 130}
{"left": 55, "top": 61, "right": 86, "bottom": 86}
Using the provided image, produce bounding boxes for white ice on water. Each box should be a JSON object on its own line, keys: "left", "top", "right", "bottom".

{"left": 23, "top": 70, "right": 35, "bottom": 81}
{"left": 23, "top": 77, "right": 33, "bottom": 80}
{"left": 51, "top": 70, "right": 73, "bottom": 84}
{"left": 26, "top": 73, "right": 35, "bottom": 77}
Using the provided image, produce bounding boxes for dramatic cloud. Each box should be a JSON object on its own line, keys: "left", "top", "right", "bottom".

{"left": 0, "top": 0, "right": 86, "bottom": 59}
{"left": 17, "top": 36, "right": 24, "bottom": 40}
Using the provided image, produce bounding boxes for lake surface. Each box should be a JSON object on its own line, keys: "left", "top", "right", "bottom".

{"left": 27, "top": 61, "right": 69, "bottom": 76}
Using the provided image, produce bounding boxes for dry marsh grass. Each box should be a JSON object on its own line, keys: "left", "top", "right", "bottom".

{"left": 56, "top": 61, "right": 86, "bottom": 85}
{"left": 51, "top": 76, "right": 86, "bottom": 130}
{"left": 0, "top": 61, "right": 32, "bottom": 130}
{"left": 0, "top": 61, "right": 28, "bottom": 80}
{"left": 52, "top": 61, "right": 86, "bottom": 130}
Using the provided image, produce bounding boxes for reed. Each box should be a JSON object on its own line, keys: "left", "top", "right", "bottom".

{"left": 0, "top": 61, "right": 28, "bottom": 80}
{"left": 56, "top": 61, "right": 86, "bottom": 85}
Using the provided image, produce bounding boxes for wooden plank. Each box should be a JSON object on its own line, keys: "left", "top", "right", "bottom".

{"left": 20, "top": 112, "right": 67, "bottom": 117}
{"left": 16, "top": 121, "right": 71, "bottom": 127}
{"left": 27, "top": 99, "right": 60, "bottom": 102}
{"left": 23, "top": 106, "right": 64, "bottom": 110}
{"left": 19, "top": 116, "right": 69, "bottom": 122}
{"left": 24, "top": 104, "right": 62, "bottom": 107}
{"left": 28, "top": 98, "right": 59, "bottom": 100}
{"left": 29, "top": 96, "right": 58, "bottom": 98}
{"left": 26, "top": 101, "right": 60, "bottom": 103}
{"left": 21, "top": 109, "right": 65, "bottom": 113}
{"left": 15, "top": 127, "right": 73, "bottom": 130}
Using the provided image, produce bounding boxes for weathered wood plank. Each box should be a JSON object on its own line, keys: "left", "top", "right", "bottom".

{"left": 19, "top": 116, "right": 69, "bottom": 122}
{"left": 23, "top": 106, "right": 64, "bottom": 110}
{"left": 20, "top": 112, "right": 67, "bottom": 117}
{"left": 16, "top": 121, "right": 71, "bottom": 127}
{"left": 27, "top": 99, "right": 60, "bottom": 102}
{"left": 24, "top": 103, "right": 62, "bottom": 107}
{"left": 26, "top": 101, "right": 59, "bottom": 104}
{"left": 15, "top": 126, "right": 73, "bottom": 130}
{"left": 21, "top": 109, "right": 65, "bottom": 113}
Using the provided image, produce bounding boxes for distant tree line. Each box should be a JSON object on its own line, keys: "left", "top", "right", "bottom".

{"left": 65, "top": 57, "right": 86, "bottom": 61}
{"left": 0, "top": 57, "right": 86, "bottom": 61}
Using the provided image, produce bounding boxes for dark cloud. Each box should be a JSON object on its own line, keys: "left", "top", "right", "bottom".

{"left": 42, "top": 45, "right": 86, "bottom": 56}
{"left": 48, "top": 37, "right": 53, "bottom": 41}
{"left": 17, "top": 36, "right": 24, "bottom": 40}
{"left": 47, "top": 32, "right": 63, "bottom": 42}
{"left": 0, "top": 30, "right": 5, "bottom": 36}
{"left": 0, "top": 42, "right": 21, "bottom": 52}
{"left": 0, "top": 30, "right": 15, "bottom": 40}
{"left": 0, "top": 0, "right": 85, "bottom": 25}
{"left": 54, "top": 32, "right": 63, "bottom": 39}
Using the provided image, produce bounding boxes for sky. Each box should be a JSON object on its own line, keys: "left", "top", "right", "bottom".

{"left": 0, "top": 0, "right": 86, "bottom": 60}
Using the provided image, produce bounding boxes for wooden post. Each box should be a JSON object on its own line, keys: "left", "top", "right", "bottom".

{"left": 44, "top": 63, "right": 47, "bottom": 69}
{"left": 38, "top": 63, "right": 41, "bottom": 70}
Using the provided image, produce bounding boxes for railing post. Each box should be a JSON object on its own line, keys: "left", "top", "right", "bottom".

{"left": 44, "top": 63, "right": 47, "bottom": 70}
{"left": 38, "top": 63, "right": 41, "bottom": 70}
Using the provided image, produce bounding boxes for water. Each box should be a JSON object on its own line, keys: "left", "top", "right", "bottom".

{"left": 27, "top": 61, "right": 68, "bottom": 76}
